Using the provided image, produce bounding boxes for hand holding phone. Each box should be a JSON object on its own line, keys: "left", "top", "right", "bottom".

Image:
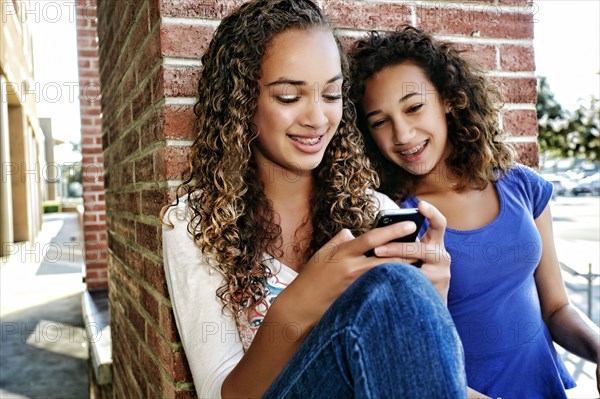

{"left": 364, "top": 208, "right": 425, "bottom": 257}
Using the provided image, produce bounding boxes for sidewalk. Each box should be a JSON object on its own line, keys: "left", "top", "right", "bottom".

{"left": 0, "top": 213, "right": 88, "bottom": 399}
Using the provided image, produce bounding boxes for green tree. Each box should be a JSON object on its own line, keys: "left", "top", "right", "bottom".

{"left": 537, "top": 76, "right": 599, "bottom": 161}
{"left": 563, "top": 97, "right": 599, "bottom": 161}
{"left": 537, "top": 76, "right": 568, "bottom": 159}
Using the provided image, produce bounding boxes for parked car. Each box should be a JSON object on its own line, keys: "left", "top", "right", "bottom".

{"left": 541, "top": 174, "right": 575, "bottom": 197}
{"left": 572, "top": 173, "right": 600, "bottom": 196}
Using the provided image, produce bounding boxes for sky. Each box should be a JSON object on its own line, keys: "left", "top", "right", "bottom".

{"left": 26, "top": 0, "right": 600, "bottom": 146}
{"left": 28, "top": 1, "right": 80, "bottom": 160}
{"left": 533, "top": 0, "right": 600, "bottom": 112}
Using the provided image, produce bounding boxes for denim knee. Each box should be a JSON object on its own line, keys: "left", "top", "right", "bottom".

{"left": 344, "top": 262, "right": 436, "bottom": 305}
{"left": 327, "top": 262, "right": 453, "bottom": 332}
{"left": 359, "top": 262, "right": 430, "bottom": 291}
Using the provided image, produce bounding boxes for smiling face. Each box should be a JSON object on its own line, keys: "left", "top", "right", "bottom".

{"left": 252, "top": 28, "right": 343, "bottom": 177}
{"left": 361, "top": 61, "right": 451, "bottom": 177}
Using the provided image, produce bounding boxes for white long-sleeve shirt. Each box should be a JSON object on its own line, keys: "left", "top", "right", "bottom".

{"left": 162, "top": 192, "right": 398, "bottom": 398}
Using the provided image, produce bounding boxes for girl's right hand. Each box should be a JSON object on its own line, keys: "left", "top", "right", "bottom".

{"left": 275, "top": 221, "right": 417, "bottom": 330}
{"left": 368, "top": 201, "right": 451, "bottom": 303}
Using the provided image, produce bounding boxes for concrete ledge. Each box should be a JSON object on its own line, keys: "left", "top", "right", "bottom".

{"left": 82, "top": 289, "right": 112, "bottom": 385}
{"left": 76, "top": 205, "right": 86, "bottom": 284}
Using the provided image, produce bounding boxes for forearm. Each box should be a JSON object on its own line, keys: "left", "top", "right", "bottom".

{"left": 546, "top": 303, "right": 600, "bottom": 363}
{"left": 221, "top": 294, "right": 316, "bottom": 398}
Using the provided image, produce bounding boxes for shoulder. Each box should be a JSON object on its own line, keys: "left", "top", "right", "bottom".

{"left": 502, "top": 164, "right": 552, "bottom": 191}
{"left": 162, "top": 197, "right": 200, "bottom": 251}
{"left": 501, "top": 164, "right": 553, "bottom": 218}
{"left": 504, "top": 163, "right": 546, "bottom": 182}
{"left": 162, "top": 196, "right": 222, "bottom": 276}
{"left": 162, "top": 195, "right": 194, "bottom": 228}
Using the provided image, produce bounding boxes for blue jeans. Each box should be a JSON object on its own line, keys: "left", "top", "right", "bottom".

{"left": 263, "top": 263, "right": 467, "bottom": 398}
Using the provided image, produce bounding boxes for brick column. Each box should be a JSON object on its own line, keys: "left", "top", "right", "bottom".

{"left": 95, "top": 1, "right": 538, "bottom": 397}
{"left": 75, "top": 0, "right": 107, "bottom": 290}
{"left": 96, "top": 0, "right": 205, "bottom": 396}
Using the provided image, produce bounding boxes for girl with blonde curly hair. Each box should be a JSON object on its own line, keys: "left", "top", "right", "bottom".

{"left": 162, "top": 2, "right": 467, "bottom": 398}
{"left": 350, "top": 26, "right": 599, "bottom": 398}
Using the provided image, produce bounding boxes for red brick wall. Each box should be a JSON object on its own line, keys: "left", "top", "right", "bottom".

{"left": 95, "top": 0, "right": 199, "bottom": 397}
{"left": 75, "top": 0, "right": 108, "bottom": 291}
{"left": 94, "top": 1, "right": 537, "bottom": 397}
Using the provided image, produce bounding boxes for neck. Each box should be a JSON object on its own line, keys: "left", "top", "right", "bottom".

{"left": 256, "top": 159, "right": 314, "bottom": 271}
{"left": 415, "top": 159, "right": 458, "bottom": 196}
{"left": 257, "top": 160, "right": 314, "bottom": 211}
{"left": 414, "top": 143, "right": 460, "bottom": 195}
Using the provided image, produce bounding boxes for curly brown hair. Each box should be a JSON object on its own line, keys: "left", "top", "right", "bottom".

{"left": 162, "top": 0, "right": 379, "bottom": 319}
{"left": 349, "top": 26, "right": 514, "bottom": 202}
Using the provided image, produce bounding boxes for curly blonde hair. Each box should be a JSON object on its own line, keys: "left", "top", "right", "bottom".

{"left": 350, "top": 26, "right": 515, "bottom": 202}
{"left": 162, "top": 0, "right": 379, "bottom": 318}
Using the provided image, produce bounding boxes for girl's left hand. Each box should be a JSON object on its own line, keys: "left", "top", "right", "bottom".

{"left": 372, "top": 200, "right": 451, "bottom": 303}
{"left": 596, "top": 358, "right": 599, "bottom": 395}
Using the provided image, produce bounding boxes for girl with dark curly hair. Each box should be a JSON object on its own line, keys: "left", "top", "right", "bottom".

{"left": 161, "top": 2, "right": 466, "bottom": 398}
{"left": 350, "top": 26, "right": 600, "bottom": 399}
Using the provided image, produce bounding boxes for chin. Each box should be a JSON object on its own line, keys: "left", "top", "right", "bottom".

{"left": 396, "top": 159, "right": 422, "bottom": 173}
{"left": 294, "top": 157, "right": 325, "bottom": 172}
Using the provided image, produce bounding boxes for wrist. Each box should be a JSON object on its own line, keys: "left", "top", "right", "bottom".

{"left": 266, "top": 289, "right": 316, "bottom": 342}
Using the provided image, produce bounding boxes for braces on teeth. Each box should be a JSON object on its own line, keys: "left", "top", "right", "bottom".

{"left": 291, "top": 136, "right": 320, "bottom": 145}
{"left": 401, "top": 142, "right": 425, "bottom": 155}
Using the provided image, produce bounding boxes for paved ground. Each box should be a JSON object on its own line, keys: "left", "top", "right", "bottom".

{"left": 0, "top": 213, "right": 88, "bottom": 399}
{"left": 551, "top": 195, "right": 600, "bottom": 399}
{"left": 0, "top": 197, "right": 598, "bottom": 399}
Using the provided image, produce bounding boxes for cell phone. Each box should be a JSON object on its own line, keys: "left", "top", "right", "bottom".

{"left": 364, "top": 208, "right": 425, "bottom": 257}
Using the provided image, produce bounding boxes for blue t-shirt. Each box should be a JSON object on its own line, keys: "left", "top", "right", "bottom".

{"left": 402, "top": 165, "right": 575, "bottom": 399}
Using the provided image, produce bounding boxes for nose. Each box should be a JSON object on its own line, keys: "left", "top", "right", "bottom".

{"left": 391, "top": 116, "right": 414, "bottom": 145}
{"left": 300, "top": 98, "right": 328, "bottom": 129}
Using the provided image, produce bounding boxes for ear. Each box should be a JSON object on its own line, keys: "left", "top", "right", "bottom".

{"left": 444, "top": 101, "right": 453, "bottom": 114}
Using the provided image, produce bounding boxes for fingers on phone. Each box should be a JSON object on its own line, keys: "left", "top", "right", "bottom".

{"left": 418, "top": 200, "right": 447, "bottom": 230}
{"left": 365, "top": 240, "right": 422, "bottom": 259}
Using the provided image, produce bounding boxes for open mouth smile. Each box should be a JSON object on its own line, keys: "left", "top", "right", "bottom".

{"left": 288, "top": 135, "right": 323, "bottom": 145}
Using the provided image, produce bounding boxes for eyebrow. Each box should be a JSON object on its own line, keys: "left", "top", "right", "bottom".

{"left": 364, "top": 92, "right": 420, "bottom": 119}
{"left": 265, "top": 73, "right": 343, "bottom": 87}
